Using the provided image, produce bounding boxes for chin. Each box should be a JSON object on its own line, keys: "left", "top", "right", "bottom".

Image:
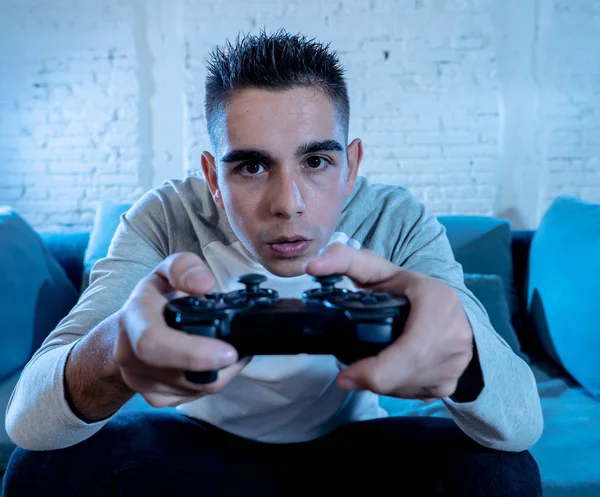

{"left": 261, "top": 256, "right": 310, "bottom": 278}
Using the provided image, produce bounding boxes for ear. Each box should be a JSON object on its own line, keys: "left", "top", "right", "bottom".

{"left": 345, "top": 138, "right": 363, "bottom": 196}
{"left": 201, "top": 151, "right": 224, "bottom": 209}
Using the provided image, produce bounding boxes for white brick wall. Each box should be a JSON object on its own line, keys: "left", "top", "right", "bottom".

{"left": 0, "top": 0, "right": 598, "bottom": 232}
{"left": 0, "top": 0, "right": 147, "bottom": 230}
{"left": 537, "top": 0, "right": 600, "bottom": 216}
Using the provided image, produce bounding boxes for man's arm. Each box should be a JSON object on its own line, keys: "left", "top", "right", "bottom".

{"left": 5, "top": 200, "right": 165, "bottom": 450}
{"left": 63, "top": 312, "right": 135, "bottom": 423}
{"left": 391, "top": 200, "right": 544, "bottom": 452}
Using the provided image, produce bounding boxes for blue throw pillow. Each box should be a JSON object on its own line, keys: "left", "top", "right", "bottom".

{"left": 527, "top": 195, "right": 600, "bottom": 397}
{"left": 464, "top": 273, "right": 528, "bottom": 362}
{"left": 0, "top": 207, "right": 79, "bottom": 382}
{"left": 81, "top": 200, "right": 133, "bottom": 291}
{"left": 438, "top": 216, "right": 520, "bottom": 330}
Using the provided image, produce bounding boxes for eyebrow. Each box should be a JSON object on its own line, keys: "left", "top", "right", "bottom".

{"left": 220, "top": 149, "right": 272, "bottom": 165}
{"left": 296, "top": 140, "right": 344, "bottom": 156}
{"left": 220, "top": 139, "right": 345, "bottom": 165}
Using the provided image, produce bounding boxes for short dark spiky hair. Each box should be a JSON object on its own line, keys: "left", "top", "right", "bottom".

{"left": 204, "top": 29, "right": 350, "bottom": 149}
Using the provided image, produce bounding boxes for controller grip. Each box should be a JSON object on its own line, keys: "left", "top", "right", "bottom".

{"left": 163, "top": 308, "right": 222, "bottom": 384}
{"left": 185, "top": 370, "right": 218, "bottom": 384}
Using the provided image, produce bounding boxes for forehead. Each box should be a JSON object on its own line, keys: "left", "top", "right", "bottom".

{"left": 216, "top": 87, "right": 343, "bottom": 154}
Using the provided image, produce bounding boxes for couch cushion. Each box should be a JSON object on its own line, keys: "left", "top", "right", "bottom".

{"left": 81, "top": 200, "right": 133, "bottom": 291}
{"left": 438, "top": 215, "right": 518, "bottom": 317}
{"left": 527, "top": 195, "right": 600, "bottom": 398}
{"left": 463, "top": 273, "right": 528, "bottom": 362}
{"left": 0, "top": 207, "right": 79, "bottom": 382}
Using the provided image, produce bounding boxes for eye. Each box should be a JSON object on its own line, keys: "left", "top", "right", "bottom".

{"left": 236, "top": 162, "right": 266, "bottom": 176}
{"left": 306, "top": 156, "right": 329, "bottom": 169}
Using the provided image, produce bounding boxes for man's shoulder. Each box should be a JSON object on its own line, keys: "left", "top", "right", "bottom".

{"left": 340, "top": 176, "right": 427, "bottom": 235}
{"left": 125, "top": 175, "right": 235, "bottom": 250}
{"left": 144, "top": 175, "right": 213, "bottom": 205}
{"left": 337, "top": 176, "right": 443, "bottom": 265}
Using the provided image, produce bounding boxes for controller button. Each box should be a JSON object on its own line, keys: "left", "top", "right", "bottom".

{"left": 337, "top": 293, "right": 350, "bottom": 302}
{"left": 360, "top": 296, "right": 378, "bottom": 305}
{"left": 182, "top": 297, "right": 200, "bottom": 305}
{"left": 179, "top": 297, "right": 216, "bottom": 308}
{"left": 253, "top": 297, "right": 275, "bottom": 307}
{"left": 244, "top": 289, "right": 278, "bottom": 300}
{"left": 374, "top": 292, "right": 391, "bottom": 302}
{"left": 224, "top": 295, "right": 244, "bottom": 305}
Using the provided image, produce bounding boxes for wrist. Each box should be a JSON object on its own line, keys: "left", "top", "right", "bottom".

{"left": 63, "top": 314, "right": 134, "bottom": 423}
{"left": 450, "top": 337, "right": 484, "bottom": 403}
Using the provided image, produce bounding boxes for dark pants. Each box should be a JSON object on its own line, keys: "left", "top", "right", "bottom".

{"left": 2, "top": 409, "right": 542, "bottom": 497}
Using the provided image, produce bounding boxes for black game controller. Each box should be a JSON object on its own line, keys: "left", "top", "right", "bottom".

{"left": 164, "top": 273, "right": 411, "bottom": 384}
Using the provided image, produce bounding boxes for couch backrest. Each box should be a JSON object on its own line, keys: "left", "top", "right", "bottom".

{"left": 39, "top": 232, "right": 90, "bottom": 292}
{"left": 39, "top": 219, "right": 536, "bottom": 309}
{"left": 39, "top": 218, "right": 541, "bottom": 360}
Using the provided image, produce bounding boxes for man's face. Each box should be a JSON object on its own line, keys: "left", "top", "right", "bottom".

{"left": 201, "top": 86, "right": 362, "bottom": 277}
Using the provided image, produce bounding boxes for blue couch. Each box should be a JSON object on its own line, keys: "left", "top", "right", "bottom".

{"left": 1, "top": 198, "right": 599, "bottom": 496}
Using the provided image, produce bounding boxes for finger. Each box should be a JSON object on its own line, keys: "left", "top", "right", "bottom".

{"left": 337, "top": 334, "right": 467, "bottom": 397}
{"left": 335, "top": 353, "right": 412, "bottom": 394}
{"left": 202, "top": 355, "right": 252, "bottom": 386}
{"left": 120, "top": 368, "right": 202, "bottom": 396}
{"left": 336, "top": 305, "right": 432, "bottom": 394}
{"left": 142, "top": 392, "right": 204, "bottom": 409}
{"left": 122, "top": 356, "right": 251, "bottom": 400}
{"left": 117, "top": 311, "right": 239, "bottom": 374}
{"left": 153, "top": 251, "right": 216, "bottom": 296}
{"left": 303, "top": 242, "right": 419, "bottom": 292}
{"left": 189, "top": 356, "right": 253, "bottom": 394}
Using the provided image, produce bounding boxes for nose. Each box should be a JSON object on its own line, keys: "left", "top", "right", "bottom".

{"left": 266, "top": 170, "right": 306, "bottom": 219}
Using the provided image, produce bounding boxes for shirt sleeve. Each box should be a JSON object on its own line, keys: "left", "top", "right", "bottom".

{"left": 5, "top": 190, "right": 168, "bottom": 451}
{"left": 389, "top": 196, "right": 543, "bottom": 453}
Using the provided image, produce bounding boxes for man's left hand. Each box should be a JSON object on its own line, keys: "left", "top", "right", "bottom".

{"left": 303, "top": 242, "right": 474, "bottom": 401}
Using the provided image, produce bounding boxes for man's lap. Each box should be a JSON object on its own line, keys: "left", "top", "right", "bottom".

{"left": 2, "top": 409, "right": 542, "bottom": 497}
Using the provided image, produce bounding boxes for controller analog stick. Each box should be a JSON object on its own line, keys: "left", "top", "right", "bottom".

{"left": 235, "top": 273, "right": 278, "bottom": 303}
{"left": 313, "top": 274, "right": 343, "bottom": 293}
{"left": 237, "top": 273, "right": 267, "bottom": 294}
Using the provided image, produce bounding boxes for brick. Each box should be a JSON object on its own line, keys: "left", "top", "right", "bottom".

{"left": 20, "top": 187, "right": 49, "bottom": 201}
{"left": 0, "top": 187, "right": 25, "bottom": 201}
{"left": 48, "top": 161, "right": 96, "bottom": 174}
{"left": 450, "top": 33, "right": 490, "bottom": 51}
{"left": 405, "top": 131, "right": 478, "bottom": 145}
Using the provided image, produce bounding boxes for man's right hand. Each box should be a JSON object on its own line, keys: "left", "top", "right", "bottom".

{"left": 114, "top": 252, "right": 250, "bottom": 408}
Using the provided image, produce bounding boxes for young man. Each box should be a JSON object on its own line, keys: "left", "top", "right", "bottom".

{"left": 3, "top": 30, "right": 543, "bottom": 496}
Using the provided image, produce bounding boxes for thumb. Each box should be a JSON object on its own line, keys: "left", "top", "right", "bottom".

{"left": 154, "top": 252, "right": 216, "bottom": 296}
{"left": 304, "top": 242, "right": 419, "bottom": 293}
